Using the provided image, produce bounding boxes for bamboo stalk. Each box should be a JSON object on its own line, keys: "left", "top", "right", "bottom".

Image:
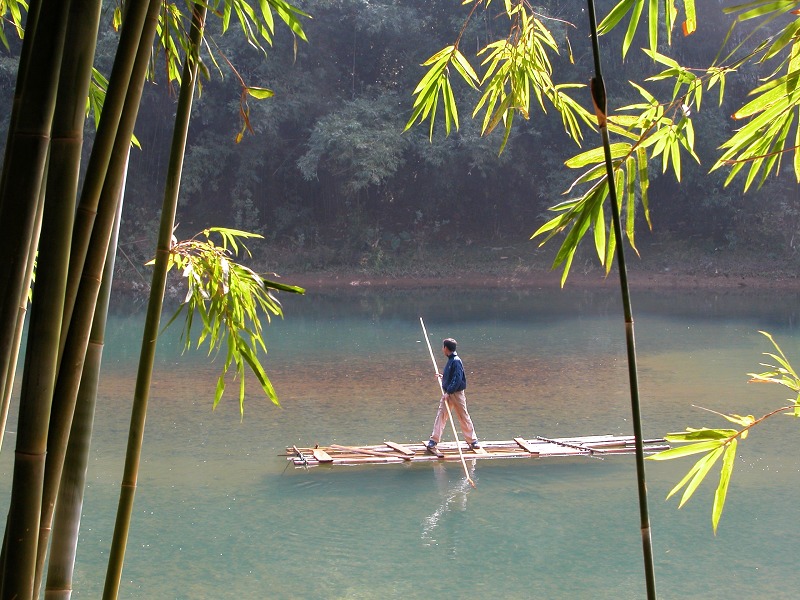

{"left": 29, "top": 1, "right": 105, "bottom": 594}
{"left": 584, "top": 1, "right": 656, "bottom": 597}
{"left": 44, "top": 190, "right": 123, "bottom": 600}
{"left": 103, "top": 6, "right": 208, "bottom": 598}
{"left": 0, "top": 0, "right": 47, "bottom": 406}
{"left": 0, "top": 3, "right": 75, "bottom": 595}
{"left": 0, "top": 172, "right": 43, "bottom": 455}
{"left": 419, "top": 317, "right": 475, "bottom": 488}
{"left": 61, "top": 0, "right": 158, "bottom": 336}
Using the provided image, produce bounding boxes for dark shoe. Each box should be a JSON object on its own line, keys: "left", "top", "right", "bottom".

{"left": 470, "top": 440, "right": 481, "bottom": 450}
{"left": 426, "top": 439, "right": 437, "bottom": 450}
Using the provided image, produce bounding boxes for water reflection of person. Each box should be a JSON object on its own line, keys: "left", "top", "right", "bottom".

{"left": 426, "top": 338, "right": 479, "bottom": 452}
{"left": 421, "top": 461, "right": 476, "bottom": 549}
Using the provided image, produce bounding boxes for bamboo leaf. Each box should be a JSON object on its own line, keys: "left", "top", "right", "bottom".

{"left": 246, "top": 86, "right": 274, "bottom": 99}
{"left": 665, "top": 428, "right": 737, "bottom": 442}
{"left": 592, "top": 193, "right": 606, "bottom": 264}
{"left": 213, "top": 374, "right": 226, "bottom": 409}
{"left": 678, "top": 446, "right": 724, "bottom": 508}
{"left": 683, "top": 0, "right": 697, "bottom": 35}
{"left": 647, "top": 439, "right": 725, "bottom": 460}
{"left": 625, "top": 155, "right": 637, "bottom": 252}
{"left": 712, "top": 439, "right": 738, "bottom": 533}
{"left": 597, "top": 0, "right": 636, "bottom": 36}
{"left": 565, "top": 143, "right": 631, "bottom": 168}
{"left": 622, "top": 0, "right": 644, "bottom": 59}
{"left": 795, "top": 106, "right": 800, "bottom": 181}
{"left": 648, "top": 0, "right": 658, "bottom": 54}
{"left": 452, "top": 48, "right": 480, "bottom": 86}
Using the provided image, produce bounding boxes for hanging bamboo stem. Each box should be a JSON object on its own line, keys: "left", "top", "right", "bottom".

{"left": 584, "top": 0, "right": 656, "bottom": 597}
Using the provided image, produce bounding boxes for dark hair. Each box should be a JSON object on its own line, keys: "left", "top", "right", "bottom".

{"left": 442, "top": 338, "right": 457, "bottom": 352}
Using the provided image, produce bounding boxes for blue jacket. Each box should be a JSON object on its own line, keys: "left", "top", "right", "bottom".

{"left": 441, "top": 352, "right": 467, "bottom": 394}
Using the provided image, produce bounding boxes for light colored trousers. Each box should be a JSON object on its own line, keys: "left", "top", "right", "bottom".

{"left": 430, "top": 390, "right": 477, "bottom": 444}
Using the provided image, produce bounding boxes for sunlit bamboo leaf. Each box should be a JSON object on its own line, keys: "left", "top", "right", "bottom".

{"left": 625, "top": 155, "right": 637, "bottom": 252}
{"left": 678, "top": 446, "right": 724, "bottom": 508}
{"left": 246, "top": 86, "right": 274, "bottom": 99}
{"left": 597, "top": 0, "right": 636, "bottom": 37}
{"left": 268, "top": 0, "right": 310, "bottom": 41}
{"left": 592, "top": 192, "right": 606, "bottom": 265}
{"left": 622, "top": 0, "right": 644, "bottom": 58}
{"left": 726, "top": 1, "right": 796, "bottom": 23}
{"left": 238, "top": 363, "right": 246, "bottom": 413}
{"left": 660, "top": 134, "right": 672, "bottom": 174}
{"left": 483, "top": 94, "right": 513, "bottom": 136}
{"left": 664, "top": 453, "right": 705, "bottom": 500}
{"left": 443, "top": 79, "right": 458, "bottom": 134}
{"left": 452, "top": 48, "right": 480, "bottom": 86}
{"left": 648, "top": 439, "right": 725, "bottom": 461}
{"left": 498, "top": 110, "right": 514, "bottom": 154}
{"left": 712, "top": 439, "right": 737, "bottom": 533}
{"left": 670, "top": 135, "right": 682, "bottom": 180}
{"left": 648, "top": 0, "right": 658, "bottom": 53}
{"left": 735, "top": 75, "right": 800, "bottom": 120}
{"left": 665, "top": 427, "right": 737, "bottom": 442}
{"left": 794, "top": 107, "right": 800, "bottom": 181}
{"left": 213, "top": 374, "right": 226, "bottom": 409}
{"left": 683, "top": 0, "right": 696, "bottom": 35}
{"left": 553, "top": 204, "right": 593, "bottom": 268}
{"left": 667, "top": 0, "right": 678, "bottom": 44}
{"left": 566, "top": 143, "right": 631, "bottom": 168}
{"left": 764, "top": 16, "right": 800, "bottom": 60}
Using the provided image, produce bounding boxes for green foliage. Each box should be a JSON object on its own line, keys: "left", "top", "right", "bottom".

{"left": 299, "top": 95, "right": 410, "bottom": 193}
{"left": 648, "top": 331, "right": 800, "bottom": 533}
{"left": 406, "top": 1, "right": 593, "bottom": 153}
{"left": 710, "top": 3, "right": 800, "bottom": 190}
{"left": 120, "top": 0, "right": 310, "bottom": 88}
{"left": 156, "top": 227, "right": 304, "bottom": 415}
{"left": 597, "top": 0, "right": 697, "bottom": 58}
{"left": 107, "top": 0, "right": 310, "bottom": 143}
{"left": 530, "top": 57, "right": 719, "bottom": 284}
{"left": 405, "top": 44, "right": 479, "bottom": 139}
{"left": 0, "top": 0, "right": 26, "bottom": 51}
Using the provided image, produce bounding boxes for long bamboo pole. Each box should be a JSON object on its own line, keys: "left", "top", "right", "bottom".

{"left": 0, "top": 171, "right": 44, "bottom": 455}
{"left": 419, "top": 318, "right": 475, "bottom": 488}
{"left": 30, "top": 0, "right": 104, "bottom": 586}
{"left": 0, "top": 2, "right": 75, "bottom": 596}
{"left": 44, "top": 183, "right": 125, "bottom": 600}
{"left": 34, "top": 0, "right": 150, "bottom": 597}
{"left": 61, "top": 0, "right": 157, "bottom": 338}
{"left": 584, "top": 1, "right": 656, "bottom": 597}
{"left": 103, "top": 5, "right": 208, "bottom": 598}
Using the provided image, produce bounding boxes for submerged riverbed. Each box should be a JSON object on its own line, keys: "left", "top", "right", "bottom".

{"left": 3, "top": 285, "right": 800, "bottom": 598}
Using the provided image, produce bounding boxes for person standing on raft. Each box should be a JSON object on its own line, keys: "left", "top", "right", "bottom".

{"left": 426, "top": 338, "right": 480, "bottom": 451}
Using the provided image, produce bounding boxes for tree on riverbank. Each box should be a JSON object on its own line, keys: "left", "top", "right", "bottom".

{"left": 0, "top": 1, "right": 778, "bottom": 279}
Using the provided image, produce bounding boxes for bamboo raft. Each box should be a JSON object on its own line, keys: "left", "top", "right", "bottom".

{"left": 285, "top": 434, "right": 669, "bottom": 467}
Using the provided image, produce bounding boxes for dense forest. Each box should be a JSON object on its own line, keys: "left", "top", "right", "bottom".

{"left": 2, "top": 1, "right": 797, "bottom": 278}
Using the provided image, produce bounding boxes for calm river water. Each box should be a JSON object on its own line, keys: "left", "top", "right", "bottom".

{"left": 3, "top": 284, "right": 800, "bottom": 598}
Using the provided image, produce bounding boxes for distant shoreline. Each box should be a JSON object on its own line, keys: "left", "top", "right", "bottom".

{"left": 280, "top": 267, "right": 800, "bottom": 293}
{"left": 113, "top": 240, "right": 800, "bottom": 301}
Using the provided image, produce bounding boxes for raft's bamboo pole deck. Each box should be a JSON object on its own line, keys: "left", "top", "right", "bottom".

{"left": 284, "top": 434, "right": 669, "bottom": 467}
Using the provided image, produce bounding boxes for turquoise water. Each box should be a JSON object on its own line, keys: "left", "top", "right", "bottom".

{"left": 3, "top": 286, "right": 800, "bottom": 598}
